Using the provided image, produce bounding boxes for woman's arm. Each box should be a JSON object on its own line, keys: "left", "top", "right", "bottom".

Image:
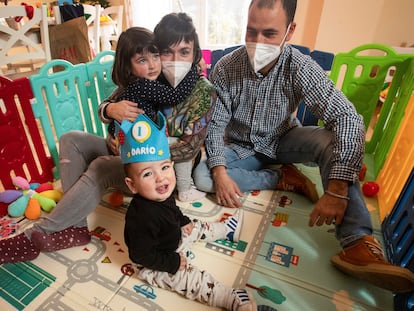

{"left": 123, "top": 65, "right": 199, "bottom": 108}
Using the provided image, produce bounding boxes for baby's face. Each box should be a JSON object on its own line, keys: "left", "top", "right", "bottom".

{"left": 125, "top": 159, "right": 176, "bottom": 202}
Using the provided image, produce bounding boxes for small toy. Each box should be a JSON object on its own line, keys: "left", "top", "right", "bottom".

{"left": 362, "top": 181, "right": 380, "bottom": 197}
{"left": 359, "top": 163, "right": 367, "bottom": 181}
{"left": 0, "top": 176, "right": 62, "bottom": 220}
{"left": 133, "top": 284, "right": 157, "bottom": 299}
{"left": 108, "top": 191, "right": 124, "bottom": 207}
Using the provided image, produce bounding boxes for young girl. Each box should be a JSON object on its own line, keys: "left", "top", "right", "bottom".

{"left": 101, "top": 26, "right": 207, "bottom": 202}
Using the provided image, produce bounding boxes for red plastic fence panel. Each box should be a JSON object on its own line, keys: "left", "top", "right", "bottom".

{"left": 0, "top": 76, "right": 55, "bottom": 191}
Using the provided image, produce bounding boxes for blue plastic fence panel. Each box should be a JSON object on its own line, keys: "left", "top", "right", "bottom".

{"left": 85, "top": 50, "right": 116, "bottom": 137}
{"left": 291, "top": 44, "right": 311, "bottom": 55}
{"left": 29, "top": 59, "right": 91, "bottom": 178}
{"left": 382, "top": 168, "right": 414, "bottom": 311}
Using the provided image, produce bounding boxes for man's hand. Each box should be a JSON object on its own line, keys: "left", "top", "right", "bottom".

{"left": 106, "top": 100, "right": 144, "bottom": 122}
{"left": 309, "top": 194, "right": 347, "bottom": 226}
{"left": 309, "top": 179, "right": 349, "bottom": 226}
{"left": 212, "top": 166, "right": 243, "bottom": 208}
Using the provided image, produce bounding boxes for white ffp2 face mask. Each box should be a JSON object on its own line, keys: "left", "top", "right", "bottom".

{"left": 162, "top": 61, "right": 192, "bottom": 88}
{"left": 246, "top": 23, "right": 291, "bottom": 73}
{"left": 246, "top": 43, "right": 282, "bottom": 73}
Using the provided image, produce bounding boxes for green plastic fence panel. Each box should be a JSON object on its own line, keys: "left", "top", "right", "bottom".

{"left": 329, "top": 44, "right": 414, "bottom": 177}
{"left": 29, "top": 59, "right": 91, "bottom": 178}
{"left": 85, "top": 50, "right": 116, "bottom": 137}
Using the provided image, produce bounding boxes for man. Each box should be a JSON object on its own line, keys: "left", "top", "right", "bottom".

{"left": 194, "top": 0, "right": 414, "bottom": 292}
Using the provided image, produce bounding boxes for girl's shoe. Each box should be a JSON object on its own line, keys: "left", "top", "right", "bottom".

{"left": 0, "top": 233, "right": 40, "bottom": 264}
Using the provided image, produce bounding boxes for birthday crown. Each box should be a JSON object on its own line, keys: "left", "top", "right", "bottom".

{"left": 115, "top": 112, "right": 170, "bottom": 164}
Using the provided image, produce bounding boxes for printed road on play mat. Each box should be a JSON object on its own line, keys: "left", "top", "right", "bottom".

{"left": 0, "top": 168, "right": 393, "bottom": 310}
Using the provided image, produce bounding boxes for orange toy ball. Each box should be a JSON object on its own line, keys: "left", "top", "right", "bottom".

{"left": 25, "top": 198, "right": 41, "bottom": 220}
{"left": 109, "top": 192, "right": 124, "bottom": 207}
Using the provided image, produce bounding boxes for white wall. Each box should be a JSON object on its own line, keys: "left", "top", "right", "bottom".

{"left": 313, "top": 0, "right": 414, "bottom": 53}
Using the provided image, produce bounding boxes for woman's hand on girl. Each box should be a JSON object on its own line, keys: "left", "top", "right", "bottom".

{"left": 107, "top": 100, "right": 145, "bottom": 122}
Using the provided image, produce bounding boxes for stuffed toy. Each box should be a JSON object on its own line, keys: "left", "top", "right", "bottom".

{"left": 0, "top": 176, "right": 62, "bottom": 220}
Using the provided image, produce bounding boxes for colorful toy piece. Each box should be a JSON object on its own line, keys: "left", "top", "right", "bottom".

{"left": 109, "top": 191, "right": 124, "bottom": 207}
{"left": 362, "top": 181, "right": 380, "bottom": 197}
{"left": 0, "top": 176, "right": 62, "bottom": 220}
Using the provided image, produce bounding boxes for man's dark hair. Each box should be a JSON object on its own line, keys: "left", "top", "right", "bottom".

{"left": 250, "top": 0, "right": 297, "bottom": 25}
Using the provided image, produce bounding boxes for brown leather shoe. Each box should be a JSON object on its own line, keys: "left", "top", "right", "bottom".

{"left": 276, "top": 164, "right": 319, "bottom": 203}
{"left": 331, "top": 235, "right": 414, "bottom": 293}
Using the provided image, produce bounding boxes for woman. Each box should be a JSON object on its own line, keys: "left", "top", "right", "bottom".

{"left": 0, "top": 12, "right": 215, "bottom": 264}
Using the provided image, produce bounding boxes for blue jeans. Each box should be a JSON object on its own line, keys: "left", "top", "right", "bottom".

{"left": 193, "top": 126, "right": 373, "bottom": 245}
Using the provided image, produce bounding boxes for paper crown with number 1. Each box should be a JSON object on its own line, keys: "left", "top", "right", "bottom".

{"left": 115, "top": 112, "right": 170, "bottom": 164}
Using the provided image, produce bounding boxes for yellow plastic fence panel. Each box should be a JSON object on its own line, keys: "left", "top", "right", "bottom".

{"left": 376, "top": 94, "right": 414, "bottom": 221}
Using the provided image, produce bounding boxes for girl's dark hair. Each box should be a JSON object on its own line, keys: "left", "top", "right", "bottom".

{"left": 112, "top": 27, "right": 159, "bottom": 89}
{"left": 153, "top": 12, "right": 202, "bottom": 65}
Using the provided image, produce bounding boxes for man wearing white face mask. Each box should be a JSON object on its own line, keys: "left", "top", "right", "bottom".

{"left": 245, "top": 22, "right": 291, "bottom": 73}
{"left": 194, "top": 0, "right": 414, "bottom": 293}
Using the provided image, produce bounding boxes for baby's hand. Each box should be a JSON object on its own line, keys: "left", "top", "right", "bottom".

{"left": 106, "top": 135, "right": 119, "bottom": 155}
{"left": 178, "top": 252, "right": 187, "bottom": 270}
{"left": 181, "top": 222, "right": 194, "bottom": 237}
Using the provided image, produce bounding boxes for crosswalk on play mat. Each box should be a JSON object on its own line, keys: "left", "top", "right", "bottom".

{"left": 0, "top": 181, "right": 393, "bottom": 310}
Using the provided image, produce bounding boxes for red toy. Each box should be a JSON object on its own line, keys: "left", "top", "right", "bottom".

{"left": 362, "top": 181, "right": 380, "bottom": 197}
{"left": 108, "top": 192, "right": 124, "bottom": 207}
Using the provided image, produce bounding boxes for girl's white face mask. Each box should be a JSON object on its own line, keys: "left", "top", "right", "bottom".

{"left": 161, "top": 61, "right": 192, "bottom": 88}
{"left": 246, "top": 23, "right": 291, "bottom": 73}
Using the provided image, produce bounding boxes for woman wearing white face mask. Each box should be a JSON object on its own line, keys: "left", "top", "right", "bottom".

{"left": 150, "top": 12, "right": 215, "bottom": 202}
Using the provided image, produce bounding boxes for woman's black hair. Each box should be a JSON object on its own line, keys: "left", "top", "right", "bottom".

{"left": 153, "top": 12, "right": 202, "bottom": 65}
{"left": 112, "top": 27, "right": 159, "bottom": 89}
